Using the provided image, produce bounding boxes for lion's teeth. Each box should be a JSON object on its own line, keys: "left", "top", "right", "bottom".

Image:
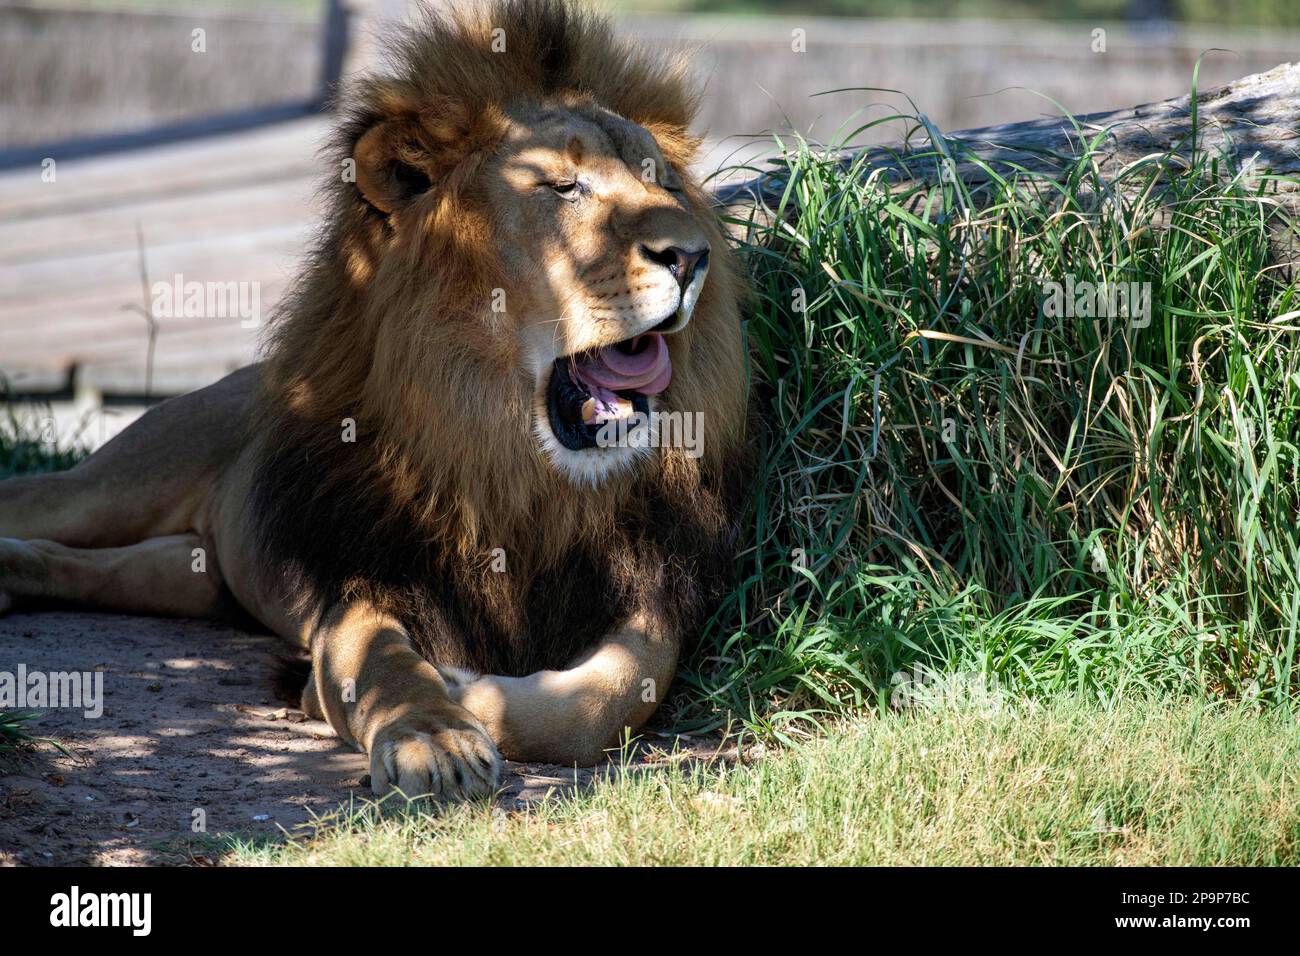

{"left": 581, "top": 395, "right": 634, "bottom": 424}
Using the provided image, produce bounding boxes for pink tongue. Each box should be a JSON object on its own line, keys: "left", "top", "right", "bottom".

{"left": 571, "top": 333, "right": 672, "bottom": 396}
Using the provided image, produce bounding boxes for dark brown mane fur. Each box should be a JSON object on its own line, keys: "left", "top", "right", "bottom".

{"left": 248, "top": 0, "right": 751, "bottom": 676}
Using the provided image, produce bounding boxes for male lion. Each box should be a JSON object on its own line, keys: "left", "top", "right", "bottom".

{"left": 0, "top": 0, "right": 749, "bottom": 800}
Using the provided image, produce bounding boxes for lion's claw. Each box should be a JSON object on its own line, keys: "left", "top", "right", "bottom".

{"left": 370, "top": 716, "right": 501, "bottom": 802}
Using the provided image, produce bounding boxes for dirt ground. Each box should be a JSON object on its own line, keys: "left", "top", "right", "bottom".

{"left": 0, "top": 611, "right": 726, "bottom": 866}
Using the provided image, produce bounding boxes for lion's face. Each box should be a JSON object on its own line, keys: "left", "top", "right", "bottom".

{"left": 485, "top": 104, "right": 711, "bottom": 482}
{"left": 341, "top": 23, "right": 744, "bottom": 494}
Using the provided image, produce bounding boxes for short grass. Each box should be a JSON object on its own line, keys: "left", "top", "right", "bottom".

{"left": 227, "top": 696, "right": 1300, "bottom": 866}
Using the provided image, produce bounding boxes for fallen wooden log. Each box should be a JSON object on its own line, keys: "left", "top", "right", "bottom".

{"left": 717, "top": 60, "right": 1300, "bottom": 263}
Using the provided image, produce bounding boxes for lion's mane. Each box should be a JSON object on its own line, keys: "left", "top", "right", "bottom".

{"left": 248, "top": 0, "right": 751, "bottom": 675}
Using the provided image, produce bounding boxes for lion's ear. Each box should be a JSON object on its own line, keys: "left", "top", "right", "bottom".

{"left": 352, "top": 118, "right": 437, "bottom": 214}
{"left": 351, "top": 94, "right": 500, "bottom": 214}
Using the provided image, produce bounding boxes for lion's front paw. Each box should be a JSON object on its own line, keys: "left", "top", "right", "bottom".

{"left": 370, "top": 713, "right": 501, "bottom": 802}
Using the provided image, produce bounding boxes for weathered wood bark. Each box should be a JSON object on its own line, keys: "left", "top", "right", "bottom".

{"left": 717, "top": 61, "right": 1300, "bottom": 261}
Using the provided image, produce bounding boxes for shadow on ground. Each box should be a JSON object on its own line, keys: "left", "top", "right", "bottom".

{"left": 0, "top": 612, "right": 726, "bottom": 866}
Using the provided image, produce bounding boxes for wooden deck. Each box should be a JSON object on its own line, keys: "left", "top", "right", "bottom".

{"left": 0, "top": 116, "right": 744, "bottom": 409}
{"left": 0, "top": 116, "right": 330, "bottom": 397}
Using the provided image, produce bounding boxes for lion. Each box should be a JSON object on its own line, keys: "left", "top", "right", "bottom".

{"left": 0, "top": 0, "right": 749, "bottom": 801}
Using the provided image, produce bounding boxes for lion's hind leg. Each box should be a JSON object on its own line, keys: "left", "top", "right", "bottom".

{"left": 0, "top": 442, "right": 195, "bottom": 549}
{"left": 0, "top": 366, "right": 257, "bottom": 549}
{"left": 0, "top": 534, "right": 227, "bottom": 618}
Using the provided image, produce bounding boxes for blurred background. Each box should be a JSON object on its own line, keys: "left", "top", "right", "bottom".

{"left": 1, "top": 0, "right": 1297, "bottom": 446}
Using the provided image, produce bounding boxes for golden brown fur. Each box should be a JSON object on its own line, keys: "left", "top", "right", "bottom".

{"left": 0, "top": 0, "right": 750, "bottom": 801}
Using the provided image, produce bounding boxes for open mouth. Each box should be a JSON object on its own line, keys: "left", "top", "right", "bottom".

{"left": 546, "top": 332, "right": 671, "bottom": 451}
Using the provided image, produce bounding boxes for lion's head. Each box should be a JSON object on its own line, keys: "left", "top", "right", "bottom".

{"left": 265, "top": 0, "right": 746, "bottom": 494}
{"left": 488, "top": 101, "right": 716, "bottom": 480}
{"left": 253, "top": 0, "right": 749, "bottom": 671}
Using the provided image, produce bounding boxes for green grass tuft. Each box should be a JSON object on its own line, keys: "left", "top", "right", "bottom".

{"left": 0, "top": 398, "right": 84, "bottom": 480}
{"left": 0, "top": 711, "right": 56, "bottom": 766}
{"left": 682, "top": 102, "right": 1300, "bottom": 737}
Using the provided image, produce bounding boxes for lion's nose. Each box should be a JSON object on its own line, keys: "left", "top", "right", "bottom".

{"left": 639, "top": 243, "right": 709, "bottom": 290}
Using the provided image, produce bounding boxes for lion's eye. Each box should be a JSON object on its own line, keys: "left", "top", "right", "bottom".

{"left": 551, "top": 181, "right": 580, "bottom": 199}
